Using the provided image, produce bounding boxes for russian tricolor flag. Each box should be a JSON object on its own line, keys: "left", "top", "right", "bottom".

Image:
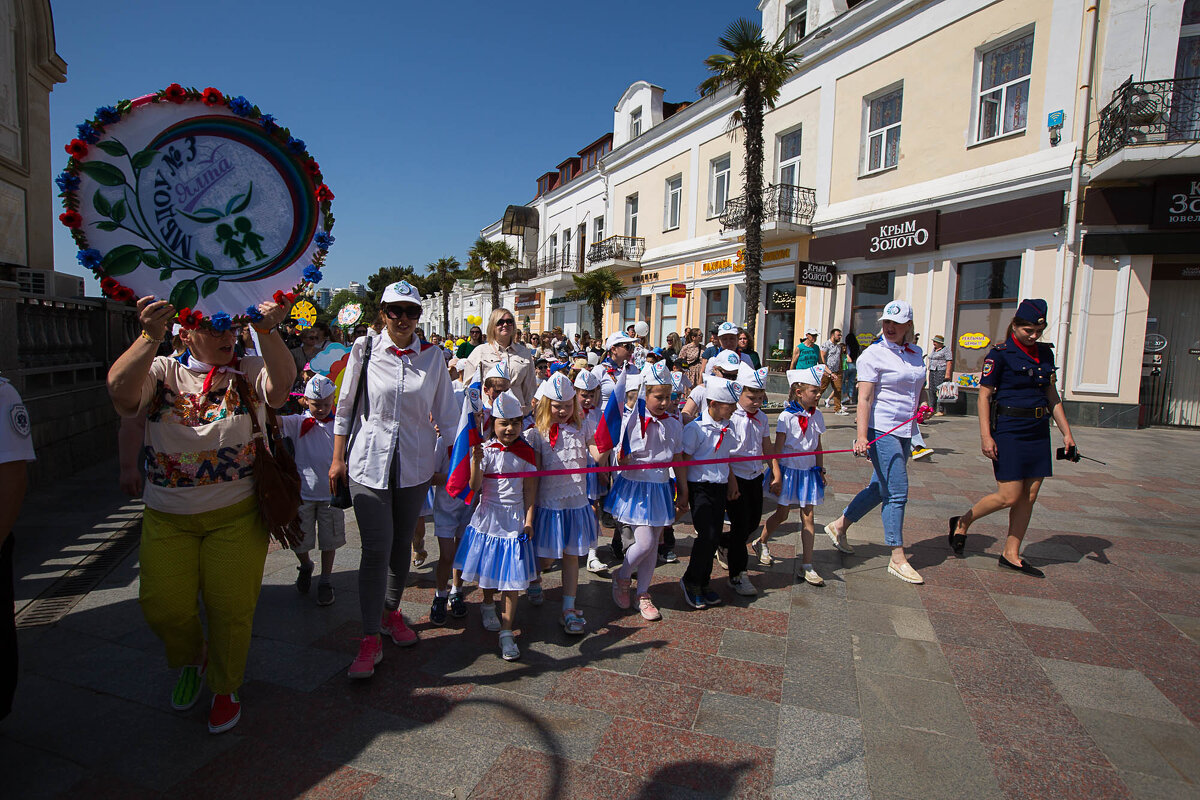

{"left": 593, "top": 369, "right": 626, "bottom": 454}
{"left": 445, "top": 367, "right": 484, "bottom": 504}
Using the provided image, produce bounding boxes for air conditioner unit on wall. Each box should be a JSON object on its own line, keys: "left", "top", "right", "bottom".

{"left": 14, "top": 269, "right": 85, "bottom": 298}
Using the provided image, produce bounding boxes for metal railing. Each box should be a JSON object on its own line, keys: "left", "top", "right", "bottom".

{"left": 502, "top": 262, "right": 537, "bottom": 283}
{"left": 719, "top": 184, "right": 817, "bottom": 231}
{"left": 532, "top": 252, "right": 584, "bottom": 277}
{"left": 586, "top": 235, "right": 646, "bottom": 264}
{"left": 1097, "top": 76, "right": 1200, "bottom": 161}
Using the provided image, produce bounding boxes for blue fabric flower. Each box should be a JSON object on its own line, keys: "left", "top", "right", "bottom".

{"left": 95, "top": 106, "right": 120, "bottom": 125}
{"left": 227, "top": 96, "right": 253, "bottom": 116}
{"left": 303, "top": 265, "right": 323, "bottom": 283}
{"left": 259, "top": 113, "right": 277, "bottom": 130}
{"left": 210, "top": 312, "right": 232, "bottom": 332}
{"left": 288, "top": 137, "right": 306, "bottom": 154}
{"left": 55, "top": 172, "right": 80, "bottom": 192}
{"left": 76, "top": 122, "right": 101, "bottom": 144}
{"left": 76, "top": 249, "right": 102, "bottom": 270}
{"left": 314, "top": 231, "right": 335, "bottom": 249}
{"left": 244, "top": 305, "right": 264, "bottom": 322}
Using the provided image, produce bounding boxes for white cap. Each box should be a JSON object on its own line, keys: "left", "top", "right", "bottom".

{"left": 490, "top": 390, "right": 524, "bottom": 420}
{"left": 704, "top": 374, "right": 743, "bottom": 404}
{"left": 709, "top": 349, "right": 742, "bottom": 374}
{"left": 737, "top": 363, "right": 769, "bottom": 389}
{"left": 642, "top": 361, "right": 672, "bottom": 386}
{"left": 804, "top": 328, "right": 819, "bottom": 337}
{"left": 485, "top": 361, "right": 510, "bottom": 382}
{"left": 633, "top": 320, "right": 649, "bottom": 337}
{"left": 879, "top": 299, "right": 913, "bottom": 323}
{"left": 534, "top": 371, "right": 575, "bottom": 402}
{"left": 586, "top": 351, "right": 601, "bottom": 366}
{"left": 670, "top": 370, "right": 688, "bottom": 393}
{"left": 381, "top": 280, "right": 422, "bottom": 305}
{"left": 573, "top": 370, "right": 601, "bottom": 391}
{"left": 304, "top": 374, "right": 337, "bottom": 400}
{"left": 604, "top": 331, "right": 637, "bottom": 350}
{"left": 624, "top": 373, "right": 642, "bottom": 392}
{"left": 717, "top": 321, "right": 740, "bottom": 337}
{"left": 448, "top": 357, "right": 459, "bottom": 369}
{"left": 787, "top": 365, "right": 825, "bottom": 387}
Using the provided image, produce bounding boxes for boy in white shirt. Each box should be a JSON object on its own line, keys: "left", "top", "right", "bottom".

{"left": 278, "top": 374, "right": 346, "bottom": 606}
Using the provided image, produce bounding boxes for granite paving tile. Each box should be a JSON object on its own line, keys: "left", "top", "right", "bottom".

{"left": 691, "top": 690, "right": 780, "bottom": 748}
{"left": 1011, "top": 623, "right": 1134, "bottom": 669}
{"left": 545, "top": 666, "right": 702, "bottom": 729}
{"left": 1132, "top": 586, "right": 1200, "bottom": 617}
{"left": 844, "top": 573, "right": 925, "bottom": 609}
{"left": 1106, "top": 630, "right": 1200, "bottom": 681}
{"left": 918, "top": 584, "right": 1007, "bottom": 619}
{"left": 717, "top": 628, "right": 788, "bottom": 666}
{"left": 862, "top": 723, "right": 1003, "bottom": 800}
{"left": 985, "top": 746, "right": 1134, "bottom": 800}
{"left": 772, "top": 705, "right": 868, "bottom": 800}
{"left": 1116, "top": 771, "right": 1200, "bottom": 800}
{"left": 1146, "top": 673, "right": 1200, "bottom": 727}
{"left": 1162, "top": 613, "right": 1200, "bottom": 645}
{"left": 466, "top": 746, "right": 645, "bottom": 800}
{"left": 974, "top": 568, "right": 1066, "bottom": 599}
{"left": 638, "top": 648, "right": 784, "bottom": 703}
{"left": 54, "top": 775, "right": 164, "bottom": 800}
{"left": 845, "top": 599, "right": 937, "bottom": 641}
{"left": 1073, "top": 706, "right": 1200, "bottom": 784}
{"left": 990, "top": 593, "right": 1099, "bottom": 632}
{"left": 925, "top": 610, "right": 1026, "bottom": 652}
{"left": 858, "top": 669, "right": 976, "bottom": 737}
{"left": 168, "top": 739, "right": 381, "bottom": 800}
{"left": 627, "top": 616, "right": 724, "bottom": 655}
{"left": 1, "top": 737, "right": 88, "bottom": 800}
{"left": 1039, "top": 659, "right": 1190, "bottom": 724}
{"left": 672, "top": 603, "right": 790, "bottom": 636}
{"left": 851, "top": 631, "right": 954, "bottom": 683}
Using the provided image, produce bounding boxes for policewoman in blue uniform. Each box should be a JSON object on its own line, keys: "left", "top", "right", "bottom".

{"left": 949, "top": 299, "right": 1076, "bottom": 577}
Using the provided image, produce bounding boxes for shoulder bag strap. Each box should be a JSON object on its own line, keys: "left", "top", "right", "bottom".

{"left": 343, "top": 336, "right": 373, "bottom": 459}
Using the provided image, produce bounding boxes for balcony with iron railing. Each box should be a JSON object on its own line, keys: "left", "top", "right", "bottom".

{"left": 533, "top": 251, "right": 584, "bottom": 278}
{"left": 720, "top": 184, "right": 817, "bottom": 236}
{"left": 1095, "top": 76, "right": 1200, "bottom": 177}
{"left": 586, "top": 235, "right": 646, "bottom": 272}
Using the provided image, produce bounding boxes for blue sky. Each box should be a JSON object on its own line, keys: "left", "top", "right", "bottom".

{"left": 49, "top": 0, "right": 751, "bottom": 290}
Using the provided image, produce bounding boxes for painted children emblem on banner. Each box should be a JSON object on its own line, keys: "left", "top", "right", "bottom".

{"left": 59, "top": 84, "right": 335, "bottom": 326}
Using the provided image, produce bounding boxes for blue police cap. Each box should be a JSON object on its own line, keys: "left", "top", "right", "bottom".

{"left": 1015, "top": 298, "right": 1048, "bottom": 324}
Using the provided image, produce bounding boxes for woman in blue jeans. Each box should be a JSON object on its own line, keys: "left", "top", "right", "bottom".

{"left": 822, "top": 300, "right": 929, "bottom": 584}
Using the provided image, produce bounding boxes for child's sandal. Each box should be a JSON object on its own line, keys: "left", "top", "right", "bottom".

{"left": 560, "top": 609, "right": 587, "bottom": 635}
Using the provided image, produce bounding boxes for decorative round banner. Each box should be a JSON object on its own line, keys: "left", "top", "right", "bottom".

{"left": 59, "top": 84, "right": 334, "bottom": 327}
{"left": 336, "top": 301, "right": 363, "bottom": 327}
{"left": 957, "top": 332, "right": 991, "bottom": 350}
{"left": 291, "top": 299, "right": 317, "bottom": 329}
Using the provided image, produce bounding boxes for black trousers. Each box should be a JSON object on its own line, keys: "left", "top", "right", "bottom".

{"left": 1, "top": 534, "right": 16, "bottom": 719}
{"left": 683, "top": 481, "right": 727, "bottom": 588}
{"left": 724, "top": 474, "right": 765, "bottom": 577}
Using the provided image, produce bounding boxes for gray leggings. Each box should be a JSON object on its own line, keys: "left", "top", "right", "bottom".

{"left": 350, "top": 468, "right": 429, "bottom": 635}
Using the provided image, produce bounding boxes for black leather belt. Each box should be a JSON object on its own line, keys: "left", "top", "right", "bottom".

{"left": 997, "top": 405, "right": 1048, "bottom": 419}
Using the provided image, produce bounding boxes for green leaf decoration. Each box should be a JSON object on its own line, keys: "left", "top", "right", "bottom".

{"left": 158, "top": 247, "right": 173, "bottom": 269}
{"left": 195, "top": 252, "right": 214, "bottom": 270}
{"left": 159, "top": 268, "right": 174, "bottom": 281}
{"left": 141, "top": 250, "right": 159, "bottom": 268}
{"left": 178, "top": 209, "right": 222, "bottom": 224}
{"left": 76, "top": 160, "right": 127, "bottom": 187}
{"left": 111, "top": 198, "right": 126, "bottom": 224}
{"left": 95, "top": 221, "right": 120, "bottom": 232}
{"left": 226, "top": 183, "right": 253, "bottom": 215}
{"left": 169, "top": 280, "right": 199, "bottom": 310}
{"left": 96, "top": 140, "right": 128, "bottom": 157}
{"left": 130, "top": 149, "right": 157, "bottom": 170}
{"left": 93, "top": 190, "right": 111, "bottom": 217}
{"left": 201, "top": 276, "right": 220, "bottom": 297}
{"left": 101, "top": 244, "right": 143, "bottom": 276}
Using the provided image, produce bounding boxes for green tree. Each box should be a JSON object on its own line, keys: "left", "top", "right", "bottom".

{"left": 568, "top": 268, "right": 626, "bottom": 340}
{"left": 699, "top": 18, "right": 801, "bottom": 342}
{"left": 425, "top": 255, "right": 463, "bottom": 337}
{"left": 466, "top": 237, "right": 518, "bottom": 309}
{"left": 366, "top": 265, "right": 419, "bottom": 308}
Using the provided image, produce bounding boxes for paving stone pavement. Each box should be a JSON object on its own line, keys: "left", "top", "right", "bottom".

{"left": 2, "top": 415, "right": 1199, "bottom": 799}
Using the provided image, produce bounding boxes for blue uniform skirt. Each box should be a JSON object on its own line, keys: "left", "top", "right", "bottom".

{"left": 992, "top": 416, "right": 1052, "bottom": 482}
{"left": 532, "top": 504, "right": 599, "bottom": 558}
{"left": 603, "top": 476, "right": 675, "bottom": 527}
{"left": 419, "top": 485, "right": 435, "bottom": 517}
{"left": 769, "top": 465, "right": 825, "bottom": 508}
{"left": 586, "top": 458, "right": 608, "bottom": 500}
{"left": 453, "top": 527, "right": 537, "bottom": 591}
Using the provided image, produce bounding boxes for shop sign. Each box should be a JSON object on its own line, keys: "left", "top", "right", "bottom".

{"left": 548, "top": 295, "right": 571, "bottom": 305}
{"left": 514, "top": 291, "right": 539, "bottom": 309}
{"left": 701, "top": 250, "right": 746, "bottom": 274}
{"left": 631, "top": 271, "right": 660, "bottom": 284}
{"left": 1152, "top": 177, "right": 1200, "bottom": 229}
{"left": 670, "top": 283, "right": 687, "bottom": 298}
{"left": 767, "top": 287, "right": 796, "bottom": 310}
{"left": 797, "top": 260, "right": 836, "bottom": 289}
{"left": 865, "top": 210, "right": 938, "bottom": 259}
{"left": 958, "top": 332, "right": 990, "bottom": 349}
{"left": 855, "top": 332, "right": 876, "bottom": 348}
{"left": 763, "top": 247, "right": 791, "bottom": 263}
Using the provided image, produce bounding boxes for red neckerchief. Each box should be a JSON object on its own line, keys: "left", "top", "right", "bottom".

{"left": 300, "top": 413, "right": 334, "bottom": 437}
{"left": 797, "top": 406, "right": 817, "bottom": 434}
{"left": 714, "top": 423, "right": 729, "bottom": 451}
{"left": 388, "top": 346, "right": 416, "bottom": 359}
{"left": 1010, "top": 336, "right": 1038, "bottom": 363}
{"left": 487, "top": 438, "right": 537, "bottom": 466}
{"left": 640, "top": 412, "right": 670, "bottom": 435}
{"left": 548, "top": 423, "right": 560, "bottom": 447}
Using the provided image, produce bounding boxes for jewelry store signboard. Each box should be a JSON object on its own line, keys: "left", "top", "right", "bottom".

{"left": 865, "top": 210, "right": 938, "bottom": 259}
{"left": 1152, "top": 176, "right": 1200, "bottom": 229}
{"left": 796, "top": 261, "right": 836, "bottom": 289}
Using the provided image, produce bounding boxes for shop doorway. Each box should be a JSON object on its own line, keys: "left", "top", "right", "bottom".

{"left": 1142, "top": 265, "right": 1200, "bottom": 426}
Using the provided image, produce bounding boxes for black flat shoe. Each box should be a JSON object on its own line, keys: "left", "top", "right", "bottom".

{"left": 948, "top": 516, "right": 966, "bottom": 557}
{"left": 998, "top": 555, "right": 1044, "bottom": 578}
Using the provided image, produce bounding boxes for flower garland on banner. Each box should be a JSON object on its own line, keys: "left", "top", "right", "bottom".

{"left": 59, "top": 83, "right": 335, "bottom": 329}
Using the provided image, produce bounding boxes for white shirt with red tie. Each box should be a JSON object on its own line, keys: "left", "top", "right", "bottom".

{"left": 682, "top": 408, "right": 739, "bottom": 483}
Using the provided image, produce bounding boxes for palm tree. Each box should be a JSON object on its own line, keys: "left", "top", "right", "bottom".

{"left": 699, "top": 18, "right": 801, "bottom": 343}
{"left": 466, "top": 237, "right": 519, "bottom": 309}
{"left": 569, "top": 268, "right": 626, "bottom": 340}
{"left": 425, "top": 255, "right": 462, "bottom": 336}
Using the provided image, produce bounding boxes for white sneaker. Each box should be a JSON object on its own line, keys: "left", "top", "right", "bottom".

{"left": 802, "top": 567, "right": 825, "bottom": 586}
{"left": 729, "top": 573, "right": 758, "bottom": 596}
{"left": 480, "top": 604, "right": 501, "bottom": 632}
{"left": 714, "top": 547, "right": 729, "bottom": 569}
{"left": 835, "top": 409, "right": 850, "bottom": 416}
{"left": 586, "top": 554, "right": 606, "bottom": 573}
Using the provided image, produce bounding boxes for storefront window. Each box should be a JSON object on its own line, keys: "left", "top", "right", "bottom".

{"left": 763, "top": 281, "right": 796, "bottom": 372}
{"left": 705, "top": 288, "right": 728, "bottom": 334}
{"left": 953, "top": 257, "right": 1021, "bottom": 384}
{"left": 659, "top": 296, "right": 678, "bottom": 347}
{"left": 622, "top": 298, "right": 636, "bottom": 333}
{"left": 850, "top": 271, "right": 894, "bottom": 349}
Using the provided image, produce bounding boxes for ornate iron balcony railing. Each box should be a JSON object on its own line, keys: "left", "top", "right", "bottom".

{"left": 1097, "top": 76, "right": 1200, "bottom": 161}
{"left": 587, "top": 235, "right": 646, "bottom": 264}
{"left": 719, "top": 184, "right": 817, "bottom": 232}
{"left": 532, "top": 252, "right": 583, "bottom": 277}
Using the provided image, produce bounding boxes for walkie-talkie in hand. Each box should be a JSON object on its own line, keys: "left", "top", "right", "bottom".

{"left": 1056, "top": 445, "right": 1106, "bottom": 465}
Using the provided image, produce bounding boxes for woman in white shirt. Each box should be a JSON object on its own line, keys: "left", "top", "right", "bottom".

{"left": 331, "top": 280, "right": 459, "bottom": 680}
{"left": 461, "top": 308, "right": 537, "bottom": 411}
{"left": 823, "top": 300, "right": 929, "bottom": 584}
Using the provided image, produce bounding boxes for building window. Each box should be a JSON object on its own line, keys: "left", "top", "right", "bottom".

{"left": 785, "top": 1, "right": 807, "bottom": 45}
{"left": 764, "top": 281, "right": 797, "bottom": 372}
{"left": 594, "top": 215, "right": 605, "bottom": 241}
{"left": 977, "top": 34, "right": 1033, "bottom": 142}
{"left": 664, "top": 174, "right": 682, "bottom": 230}
{"left": 778, "top": 127, "right": 802, "bottom": 185}
{"left": 625, "top": 194, "right": 639, "bottom": 237}
{"left": 576, "top": 223, "right": 586, "bottom": 270}
{"left": 850, "top": 271, "right": 895, "bottom": 348}
{"left": 953, "top": 257, "right": 1021, "bottom": 379}
{"left": 705, "top": 288, "right": 728, "bottom": 333}
{"left": 550, "top": 305, "right": 565, "bottom": 332}
{"left": 630, "top": 107, "right": 642, "bottom": 139}
{"left": 658, "top": 295, "right": 678, "bottom": 347}
{"left": 709, "top": 155, "right": 731, "bottom": 217}
{"left": 548, "top": 233, "right": 557, "bottom": 263}
{"left": 622, "top": 298, "right": 637, "bottom": 332}
{"left": 561, "top": 232, "right": 571, "bottom": 268}
{"left": 865, "top": 88, "right": 902, "bottom": 173}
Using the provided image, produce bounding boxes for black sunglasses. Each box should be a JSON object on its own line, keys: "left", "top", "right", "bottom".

{"left": 383, "top": 304, "right": 422, "bottom": 320}
{"left": 495, "top": 318, "right": 516, "bottom": 327}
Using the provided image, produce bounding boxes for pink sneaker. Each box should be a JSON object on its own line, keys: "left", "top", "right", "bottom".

{"left": 383, "top": 609, "right": 418, "bottom": 646}
{"left": 347, "top": 636, "right": 382, "bottom": 679}
{"left": 638, "top": 593, "right": 662, "bottom": 621}
{"left": 612, "top": 577, "right": 631, "bottom": 609}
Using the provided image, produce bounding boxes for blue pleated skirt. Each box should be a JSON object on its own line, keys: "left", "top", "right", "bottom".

{"left": 586, "top": 458, "right": 608, "bottom": 500}
{"left": 771, "top": 465, "right": 825, "bottom": 508}
{"left": 453, "top": 526, "right": 537, "bottom": 591}
{"left": 603, "top": 476, "right": 675, "bottom": 527}
{"left": 532, "top": 504, "right": 599, "bottom": 558}
{"left": 419, "top": 485, "right": 434, "bottom": 517}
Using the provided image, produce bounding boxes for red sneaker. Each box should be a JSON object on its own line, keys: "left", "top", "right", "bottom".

{"left": 383, "top": 610, "right": 418, "bottom": 646}
{"left": 348, "top": 635, "right": 383, "bottom": 679}
{"left": 207, "top": 692, "right": 241, "bottom": 734}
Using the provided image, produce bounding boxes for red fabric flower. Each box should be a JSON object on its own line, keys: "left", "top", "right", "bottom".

{"left": 201, "top": 87, "right": 223, "bottom": 106}
{"left": 164, "top": 83, "right": 188, "bottom": 104}
{"left": 315, "top": 184, "right": 334, "bottom": 203}
{"left": 115, "top": 287, "right": 136, "bottom": 303}
{"left": 304, "top": 160, "right": 321, "bottom": 179}
{"left": 100, "top": 277, "right": 118, "bottom": 295}
{"left": 177, "top": 308, "right": 203, "bottom": 329}
{"left": 272, "top": 290, "right": 297, "bottom": 306}
{"left": 65, "top": 139, "right": 88, "bottom": 159}
{"left": 59, "top": 210, "right": 83, "bottom": 228}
